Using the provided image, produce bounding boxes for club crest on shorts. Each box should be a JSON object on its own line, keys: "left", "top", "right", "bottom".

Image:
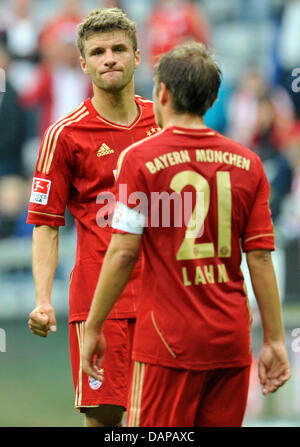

{"left": 88, "top": 369, "right": 104, "bottom": 390}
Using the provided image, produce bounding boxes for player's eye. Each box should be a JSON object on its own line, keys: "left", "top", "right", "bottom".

{"left": 92, "top": 48, "right": 104, "bottom": 55}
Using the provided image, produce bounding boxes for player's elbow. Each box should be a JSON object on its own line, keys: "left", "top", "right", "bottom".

{"left": 33, "top": 225, "right": 59, "bottom": 247}
{"left": 109, "top": 234, "right": 141, "bottom": 269}
{"left": 114, "top": 248, "right": 140, "bottom": 269}
{"left": 33, "top": 225, "right": 59, "bottom": 238}
{"left": 246, "top": 249, "right": 272, "bottom": 271}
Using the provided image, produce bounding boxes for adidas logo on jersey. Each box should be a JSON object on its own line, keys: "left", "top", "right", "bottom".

{"left": 97, "top": 143, "right": 114, "bottom": 157}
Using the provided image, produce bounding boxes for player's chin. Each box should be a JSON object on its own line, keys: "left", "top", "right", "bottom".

{"left": 101, "top": 81, "right": 127, "bottom": 93}
{"left": 99, "top": 73, "right": 132, "bottom": 92}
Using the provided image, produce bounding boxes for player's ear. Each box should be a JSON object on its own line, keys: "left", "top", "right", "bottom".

{"left": 80, "top": 56, "right": 88, "bottom": 74}
{"left": 134, "top": 49, "right": 141, "bottom": 69}
{"left": 159, "top": 82, "right": 169, "bottom": 106}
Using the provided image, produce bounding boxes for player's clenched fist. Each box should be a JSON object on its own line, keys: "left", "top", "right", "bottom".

{"left": 28, "top": 304, "right": 57, "bottom": 337}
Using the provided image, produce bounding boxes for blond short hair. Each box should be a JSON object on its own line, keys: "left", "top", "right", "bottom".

{"left": 77, "top": 8, "right": 138, "bottom": 58}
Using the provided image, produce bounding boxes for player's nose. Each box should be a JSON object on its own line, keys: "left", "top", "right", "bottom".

{"left": 103, "top": 49, "right": 117, "bottom": 67}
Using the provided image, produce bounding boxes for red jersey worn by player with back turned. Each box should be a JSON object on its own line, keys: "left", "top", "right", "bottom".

{"left": 113, "top": 126, "right": 275, "bottom": 370}
{"left": 27, "top": 95, "right": 157, "bottom": 323}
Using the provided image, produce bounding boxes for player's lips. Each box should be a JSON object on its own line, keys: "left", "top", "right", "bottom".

{"left": 101, "top": 69, "right": 122, "bottom": 74}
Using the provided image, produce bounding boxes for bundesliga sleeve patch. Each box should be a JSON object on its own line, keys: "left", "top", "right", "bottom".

{"left": 112, "top": 201, "right": 146, "bottom": 235}
{"left": 30, "top": 178, "right": 51, "bottom": 205}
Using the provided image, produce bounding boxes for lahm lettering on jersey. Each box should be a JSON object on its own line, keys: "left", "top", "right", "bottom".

{"left": 181, "top": 263, "right": 229, "bottom": 286}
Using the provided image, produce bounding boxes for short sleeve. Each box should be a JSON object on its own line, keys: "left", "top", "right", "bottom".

{"left": 242, "top": 160, "right": 274, "bottom": 252}
{"left": 112, "top": 148, "right": 148, "bottom": 234}
{"left": 27, "top": 128, "right": 74, "bottom": 227}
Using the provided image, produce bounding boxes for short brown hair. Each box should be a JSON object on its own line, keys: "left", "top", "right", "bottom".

{"left": 154, "top": 42, "right": 222, "bottom": 117}
{"left": 77, "top": 8, "right": 138, "bottom": 58}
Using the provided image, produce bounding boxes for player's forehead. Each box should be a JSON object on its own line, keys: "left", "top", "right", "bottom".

{"left": 84, "top": 30, "right": 133, "bottom": 51}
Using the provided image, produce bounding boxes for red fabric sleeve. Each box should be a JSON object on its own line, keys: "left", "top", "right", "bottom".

{"left": 27, "top": 128, "right": 74, "bottom": 227}
{"left": 115, "top": 146, "right": 147, "bottom": 208}
{"left": 242, "top": 161, "right": 274, "bottom": 252}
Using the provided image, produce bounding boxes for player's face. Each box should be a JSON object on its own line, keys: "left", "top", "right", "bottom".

{"left": 80, "top": 30, "right": 140, "bottom": 93}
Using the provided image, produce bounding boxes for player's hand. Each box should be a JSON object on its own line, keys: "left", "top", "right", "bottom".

{"left": 258, "top": 341, "right": 291, "bottom": 395}
{"left": 82, "top": 326, "right": 106, "bottom": 381}
{"left": 28, "top": 304, "right": 57, "bottom": 338}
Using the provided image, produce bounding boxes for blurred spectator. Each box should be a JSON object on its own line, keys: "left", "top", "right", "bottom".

{"left": 0, "top": 176, "right": 29, "bottom": 239}
{"left": 251, "top": 94, "right": 293, "bottom": 222}
{"left": 146, "top": 0, "right": 211, "bottom": 66}
{"left": 39, "top": 0, "right": 83, "bottom": 50}
{"left": 268, "top": 83, "right": 296, "bottom": 148}
{"left": 0, "top": 0, "right": 40, "bottom": 92}
{"left": 227, "top": 68, "right": 295, "bottom": 148}
{"left": 227, "top": 69, "right": 268, "bottom": 147}
{"left": 0, "top": 45, "right": 26, "bottom": 177}
{"left": 277, "top": 0, "right": 300, "bottom": 117}
{"left": 277, "top": 124, "right": 300, "bottom": 242}
{"left": 20, "top": 20, "right": 91, "bottom": 138}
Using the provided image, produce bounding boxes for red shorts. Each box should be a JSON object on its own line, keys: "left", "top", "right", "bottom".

{"left": 127, "top": 361, "right": 250, "bottom": 427}
{"left": 69, "top": 319, "right": 135, "bottom": 411}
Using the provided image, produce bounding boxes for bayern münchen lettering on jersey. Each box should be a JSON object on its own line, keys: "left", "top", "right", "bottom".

{"left": 112, "top": 126, "right": 274, "bottom": 370}
{"left": 27, "top": 96, "right": 157, "bottom": 322}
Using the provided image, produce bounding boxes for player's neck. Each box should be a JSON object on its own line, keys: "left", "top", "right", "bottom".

{"left": 92, "top": 82, "right": 139, "bottom": 126}
{"left": 163, "top": 112, "right": 207, "bottom": 130}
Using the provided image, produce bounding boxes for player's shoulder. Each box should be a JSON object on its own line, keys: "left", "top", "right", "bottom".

{"left": 43, "top": 99, "right": 92, "bottom": 140}
{"left": 38, "top": 100, "right": 92, "bottom": 173}
{"left": 215, "top": 131, "right": 262, "bottom": 163}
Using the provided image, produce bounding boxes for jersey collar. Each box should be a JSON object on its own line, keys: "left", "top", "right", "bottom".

{"left": 85, "top": 97, "right": 142, "bottom": 130}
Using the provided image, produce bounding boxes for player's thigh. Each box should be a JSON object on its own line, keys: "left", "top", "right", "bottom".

{"left": 69, "top": 319, "right": 135, "bottom": 412}
{"left": 85, "top": 404, "right": 124, "bottom": 427}
{"left": 196, "top": 366, "right": 251, "bottom": 427}
{"left": 127, "top": 362, "right": 207, "bottom": 427}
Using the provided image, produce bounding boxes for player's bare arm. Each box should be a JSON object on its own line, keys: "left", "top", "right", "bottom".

{"left": 28, "top": 225, "right": 59, "bottom": 337}
{"left": 246, "top": 249, "right": 291, "bottom": 395}
{"left": 82, "top": 233, "right": 142, "bottom": 379}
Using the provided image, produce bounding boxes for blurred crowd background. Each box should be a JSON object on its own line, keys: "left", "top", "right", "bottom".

{"left": 0, "top": 0, "right": 300, "bottom": 427}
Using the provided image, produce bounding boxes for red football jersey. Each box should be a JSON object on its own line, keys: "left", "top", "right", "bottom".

{"left": 113, "top": 126, "right": 275, "bottom": 370}
{"left": 27, "top": 96, "right": 157, "bottom": 322}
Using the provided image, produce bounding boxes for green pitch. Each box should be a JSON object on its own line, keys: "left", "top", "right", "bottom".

{"left": 0, "top": 318, "right": 82, "bottom": 427}
{"left": 1, "top": 308, "right": 299, "bottom": 427}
